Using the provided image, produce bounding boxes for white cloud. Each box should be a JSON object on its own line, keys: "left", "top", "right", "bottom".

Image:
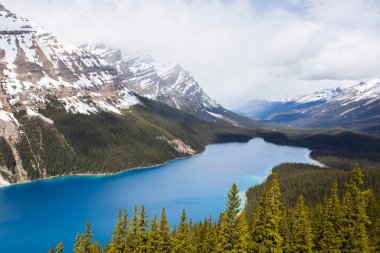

{"left": 2, "top": 0, "right": 380, "bottom": 106}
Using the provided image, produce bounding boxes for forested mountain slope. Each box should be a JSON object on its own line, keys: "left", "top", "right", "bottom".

{"left": 0, "top": 3, "right": 253, "bottom": 186}
{"left": 0, "top": 95, "right": 252, "bottom": 185}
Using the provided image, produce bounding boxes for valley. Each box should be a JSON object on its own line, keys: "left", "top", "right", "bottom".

{"left": 0, "top": 2, "right": 380, "bottom": 253}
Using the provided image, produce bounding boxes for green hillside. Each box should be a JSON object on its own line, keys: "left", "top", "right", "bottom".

{"left": 2, "top": 97, "right": 252, "bottom": 182}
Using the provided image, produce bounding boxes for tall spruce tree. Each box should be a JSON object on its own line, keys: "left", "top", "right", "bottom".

{"left": 108, "top": 209, "right": 128, "bottom": 253}
{"left": 234, "top": 210, "right": 249, "bottom": 253}
{"left": 205, "top": 215, "right": 218, "bottom": 253}
{"left": 217, "top": 183, "right": 242, "bottom": 252}
{"left": 157, "top": 208, "right": 171, "bottom": 253}
{"left": 147, "top": 213, "right": 159, "bottom": 253}
{"left": 250, "top": 173, "right": 283, "bottom": 253}
{"left": 135, "top": 205, "right": 149, "bottom": 252}
{"left": 341, "top": 164, "right": 370, "bottom": 252}
{"left": 319, "top": 181, "right": 342, "bottom": 252}
{"left": 280, "top": 206, "right": 292, "bottom": 253}
{"left": 127, "top": 205, "right": 139, "bottom": 252}
{"left": 173, "top": 209, "right": 193, "bottom": 253}
{"left": 290, "top": 196, "right": 313, "bottom": 253}
{"left": 73, "top": 233, "right": 83, "bottom": 253}
{"left": 56, "top": 242, "right": 63, "bottom": 253}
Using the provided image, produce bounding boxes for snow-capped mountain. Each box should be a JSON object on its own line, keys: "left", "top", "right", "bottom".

{"left": 84, "top": 44, "right": 260, "bottom": 127}
{"left": 0, "top": 3, "right": 144, "bottom": 185}
{"left": 0, "top": 3, "right": 140, "bottom": 116}
{"left": 236, "top": 80, "right": 380, "bottom": 134}
{"left": 0, "top": 4, "right": 257, "bottom": 186}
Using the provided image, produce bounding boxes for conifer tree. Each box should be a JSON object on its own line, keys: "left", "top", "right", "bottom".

{"left": 341, "top": 164, "right": 370, "bottom": 252}
{"left": 73, "top": 221, "right": 97, "bottom": 253}
{"left": 280, "top": 206, "right": 292, "bottom": 253}
{"left": 157, "top": 208, "right": 171, "bottom": 253}
{"left": 108, "top": 209, "right": 128, "bottom": 253}
{"left": 250, "top": 173, "right": 283, "bottom": 253}
{"left": 319, "top": 181, "right": 342, "bottom": 252}
{"left": 173, "top": 209, "right": 193, "bottom": 253}
{"left": 372, "top": 218, "right": 380, "bottom": 252}
{"left": 290, "top": 196, "right": 313, "bottom": 253}
{"left": 234, "top": 210, "right": 249, "bottom": 253}
{"left": 135, "top": 205, "right": 149, "bottom": 252}
{"left": 216, "top": 212, "right": 229, "bottom": 253}
{"left": 126, "top": 205, "right": 139, "bottom": 252}
{"left": 147, "top": 214, "right": 159, "bottom": 253}
{"left": 205, "top": 215, "right": 218, "bottom": 253}
{"left": 83, "top": 221, "right": 94, "bottom": 252}
{"left": 56, "top": 242, "right": 64, "bottom": 253}
{"left": 73, "top": 233, "right": 83, "bottom": 253}
{"left": 217, "top": 183, "right": 242, "bottom": 252}
{"left": 309, "top": 203, "right": 324, "bottom": 252}
{"left": 365, "top": 190, "right": 380, "bottom": 251}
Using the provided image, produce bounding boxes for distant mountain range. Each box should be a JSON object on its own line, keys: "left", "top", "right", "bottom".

{"left": 0, "top": 3, "right": 256, "bottom": 186}
{"left": 236, "top": 80, "right": 380, "bottom": 135}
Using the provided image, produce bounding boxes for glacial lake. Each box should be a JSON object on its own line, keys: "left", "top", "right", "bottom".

{"left": 0, "top": 138, "right": 319, "bottom": 253}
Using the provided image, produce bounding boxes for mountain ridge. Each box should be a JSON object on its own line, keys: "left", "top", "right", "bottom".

{"left": 236, "top": 79, "right": 380, "bottom": 135}
{"left": 0, "top": 3, "right": 256, "bottom": 186}
{"left": 82, "top": 44, "right": 261, "bottom": 128}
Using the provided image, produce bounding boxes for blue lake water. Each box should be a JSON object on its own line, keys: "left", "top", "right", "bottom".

{"left": 0, "top": 138, "right": 318, "bottom": 253}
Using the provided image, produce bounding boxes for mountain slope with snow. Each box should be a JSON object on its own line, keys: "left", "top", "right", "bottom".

{"left": 84, "top": 44, "right": 261, "bottom": 128}
{"left": 237, "top": 80, "right": 380, "bottom": 134}
{"left": 0, "top": 4, "right": 254, "bottom": 186}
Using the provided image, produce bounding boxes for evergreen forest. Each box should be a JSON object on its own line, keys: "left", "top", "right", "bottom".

{"left": 48, "top": 164, "right": 380, "bottom": 253}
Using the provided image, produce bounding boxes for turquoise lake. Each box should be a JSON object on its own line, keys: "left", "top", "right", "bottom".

{"left": 0, "top": 138, "right": 319, "bottom": 253}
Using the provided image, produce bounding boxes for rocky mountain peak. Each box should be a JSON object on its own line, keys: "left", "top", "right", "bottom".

{"left": 0, "top": 3, "right": 140, "bottom": 127}
{"left": 0, "top": 3, "right": 7, "bottom": 12}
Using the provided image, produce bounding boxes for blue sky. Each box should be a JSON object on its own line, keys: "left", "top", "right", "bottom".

{"left": 2, "top": 0, "right": 380, "bottom": 106}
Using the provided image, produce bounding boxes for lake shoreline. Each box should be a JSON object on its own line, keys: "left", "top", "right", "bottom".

{"left": 1, "top": 151, "right": 203, "bottom": 188}
{"left": 1, "top": 138, "right": 323, "bottom": 189}
{"left": 0, "top": 138, "right": 322, "bottom": 253}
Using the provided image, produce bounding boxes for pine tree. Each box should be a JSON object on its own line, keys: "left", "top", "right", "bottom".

{"left": 216, "top": 183, "right": 242, "bottom": 252}
{"left": 147, "top": 214, "right": 159, "bottom": 253}
{"left": 74, "top": 233, "right": 83, "bottom": 253}
{"left": 250, "top": 173, "right": 283, "bottom": 253}
{"left": 83, "top": 221, "right": 93, "bottom": 252}
{"left": 126, "top": 205, "right": 139, "bottom": 252}
{"left": 56, "top": 242, "right": 64, "bottom": 253}
{"left": 341, "top": 164, "right": 370, "bottom": 252}
{"left": 234, "top": 210, "right": 249, "bottom": 253}
{"left": 290, "top": 196, "right": 313, "bottom": 253}
{"left": 217, "top": 212, "right": 230, "bottom": 253}
{"left": 135, "top": 205, "right": 149, "bottom": 252}
{"left": 280, "top": 206, "right": 292, "bottom": 253}
{"left": 157, "top": 208, "right": 171, "bottom": 253}
{"left": 108, "top": 210, "right": 128, "bottom": 253}
{"left": 372, "top": 217, "right": 380, "bottom": 252}
{"left": 205, "top": 215, "right": 218, "bottom": 253}
{"left": 365, "top": 190, "right": 380, "bottom": 251}
{"left": 319, "top": 181, "right": 342, "bottom": 252}
{"left": 173, "top": 209, "right": 193, "bottom": 253}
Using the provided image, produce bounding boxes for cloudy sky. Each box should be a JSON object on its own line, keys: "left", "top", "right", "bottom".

{"left": 2, "top": 0, "right": 380, "bottom": 107}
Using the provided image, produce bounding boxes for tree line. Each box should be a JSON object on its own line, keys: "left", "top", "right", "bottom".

{"left": 49, "top": 164, "right": 379, "bottom": 253}
{"left": 245, "top": 163, "right": 380, "bottom": 210}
